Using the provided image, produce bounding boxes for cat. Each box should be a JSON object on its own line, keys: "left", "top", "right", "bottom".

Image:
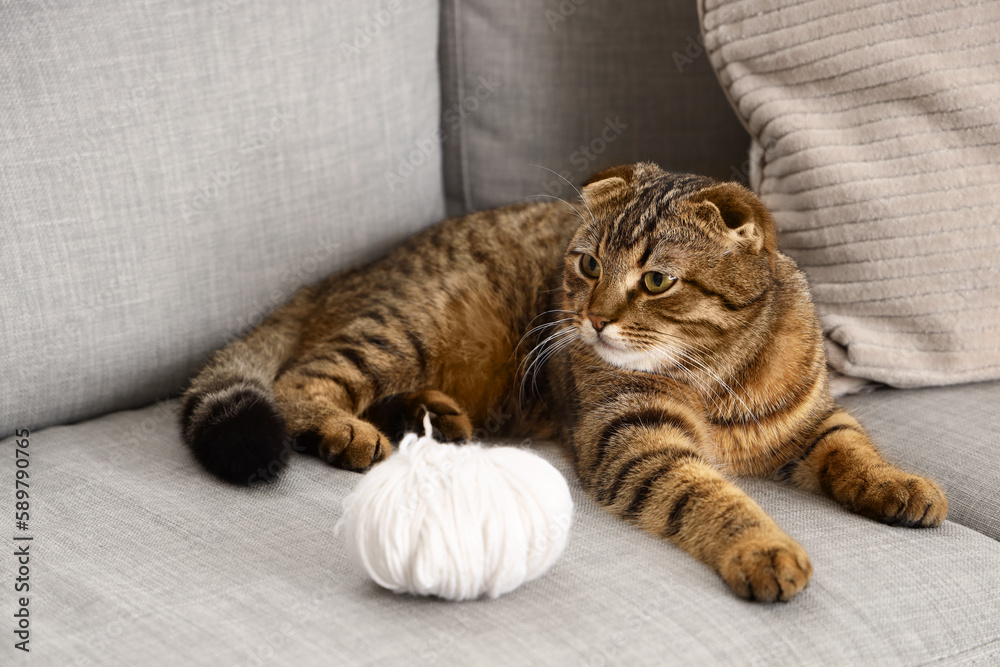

{"left": 180, "top": 162, "right": 947, "bottom": 602}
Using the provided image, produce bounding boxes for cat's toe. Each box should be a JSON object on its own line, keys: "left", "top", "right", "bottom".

{"left": 886, "top": 475, "right": 948, "bottom": 528}
{"left": 842, "top": 472, "right": 948, "bottom": 528}
{"left": 318, "top": 417, "right": 391, "bottom": 472}
{"left": 718, "top": 533, "right": 812, "bottom": 603}
{"left": 434, "top": 412, "right": 473, "bottom": 442}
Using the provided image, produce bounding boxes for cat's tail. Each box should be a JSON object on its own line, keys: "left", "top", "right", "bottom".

{"left": 179, "top": 304, "right": 303, "bottom": 485}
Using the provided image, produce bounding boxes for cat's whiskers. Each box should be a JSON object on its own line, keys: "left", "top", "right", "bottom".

{"left": 636, "top": 344, "right": 745, "bottom": 469}
{"left": 642, "top": 344, "right": 730, "bottom": 422}
{"left": 668, "top": 343, "right": 761, "bottom": 430}
{"left": 681, "top": 350, "right": 753, "bottom": 414}
{"left": 647, "top": 328, "right": 755, "bottom": 402}
{"left": 514, "top": 315, "right": 576, "bottom": 367}
{"left": 529, "top": 164, "right": 599, "bottom": 228}
{"left": 629, "top": 325, "right": 719, "bottom": 359}
{"left": 524, "top": 193, "right": 589, "bottom": 228}
{"left": 521, "top": 309, "right": 578, "bottom": 333}
{"left": 689, "top": 340, "right": 752, "bottom": 396}
{"left": 514, "top": 317, "right": 575, "bottom": 353}
{"left": 524, "top": 326, "right": 578, "bottom": 379}
{"left": 530, "top": 331, "right": 580, "bottom": 400}
{"left": 513, "top": 321, "right": 577, "bottom": 398}
{"left": 519, "top": 336, "right": 566, "bottom": 404}
{"left": 510, "top": 310, "right": 578, "bottom": 364}
{"left": 519, "top": 326, "right": 579, "bottom": 404}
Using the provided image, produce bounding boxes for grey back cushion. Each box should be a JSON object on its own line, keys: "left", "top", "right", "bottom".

{"left": 0, "top": 0, "right": 444, "bottom": 438}
{"left": 439, "top": 0, "right": 750, "bottom": 212}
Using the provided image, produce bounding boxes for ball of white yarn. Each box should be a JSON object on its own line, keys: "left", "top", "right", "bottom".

{"left": 335, "top": 418, "right": 573, "bottom": 601}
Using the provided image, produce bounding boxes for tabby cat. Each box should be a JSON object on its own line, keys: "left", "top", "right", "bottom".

{"left": 180, "top": 162, "right": 947, "bottom": 602}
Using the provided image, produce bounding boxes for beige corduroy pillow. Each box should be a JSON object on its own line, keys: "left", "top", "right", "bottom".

{"left": 701, "top": 0, "right": 1000, "bottom": 388}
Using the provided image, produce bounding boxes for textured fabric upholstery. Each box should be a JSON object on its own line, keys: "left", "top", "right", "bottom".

{"left": 701, "top": 0, "right": 1000, "bottom": 388}
{"left": 438, "top": 0, "right": 750, "bottom": 213}
{"left": 0, "top": 0, "right": 444, "bottom": 438}
{"left": 1, "top": 402, "right": 998, "bottom": 665}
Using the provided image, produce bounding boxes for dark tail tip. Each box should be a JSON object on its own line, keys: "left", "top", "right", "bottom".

{"left": 181, "top": 387, "right": 290, "bottom": 485}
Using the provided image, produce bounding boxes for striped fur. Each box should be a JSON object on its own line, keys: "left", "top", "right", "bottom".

{"left": 180, "top": 162, "right": 947, "bottom": 601}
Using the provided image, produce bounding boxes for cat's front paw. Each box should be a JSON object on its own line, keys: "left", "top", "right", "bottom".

{"left": 317, "top": 416, "right": 391, "bottom": 471}
{"left": 398, "top": 389, "right": 473, "bottom": 442}
{"left": 718, "top": 533, "right": 812, "bottom": 602}
{"left": 833, "top": 467, "right": 948, "bottom": 528}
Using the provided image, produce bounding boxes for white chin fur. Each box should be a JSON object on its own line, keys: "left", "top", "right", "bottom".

{"left": 594, "top": 343, "right": 662, "bottom": 372}
{"left": 581, "top": 324, "right": 666, "bottom": 372}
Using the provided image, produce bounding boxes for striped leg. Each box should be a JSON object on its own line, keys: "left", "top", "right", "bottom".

{"left": 577, "top": 398, "right": 812, "bottom": 602}
{"left": 780, "top": 409, "right": 947, "bottom": 527}
{"left": 273, "top": 308, "right": 438, "bottom": 470}
{"left": 274, "top": 350, "right": 391, "bottom": 471}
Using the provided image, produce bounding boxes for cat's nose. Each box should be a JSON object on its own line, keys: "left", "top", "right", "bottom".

{"left": 587, "top": 313, "right": 611, "bottom": 332}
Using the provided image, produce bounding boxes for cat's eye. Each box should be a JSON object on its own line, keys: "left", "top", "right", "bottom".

{"left": 643, "top": 271, "right": 677, "bottom": 294}
{"left": 580, "top": 254, "right": 601, "bottom": 279}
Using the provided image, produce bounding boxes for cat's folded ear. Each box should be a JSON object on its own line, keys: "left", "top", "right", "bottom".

{"left": 581, "top": 165, "right": 634, "bottom": 206}
{"left": 688, "top": 182, "right": 777, "bottom": 255}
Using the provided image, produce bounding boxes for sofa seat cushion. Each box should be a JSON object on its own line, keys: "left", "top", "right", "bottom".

{"left": 840, "top": 380, "right": 1000, "bottom": 542}
{"left": 3, "top": 401, "right": 998, "bottom": 665}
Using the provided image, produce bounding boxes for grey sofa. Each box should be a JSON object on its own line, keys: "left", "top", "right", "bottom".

{"left": 2, "top": 1, "right": 998, "bottom": 665}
